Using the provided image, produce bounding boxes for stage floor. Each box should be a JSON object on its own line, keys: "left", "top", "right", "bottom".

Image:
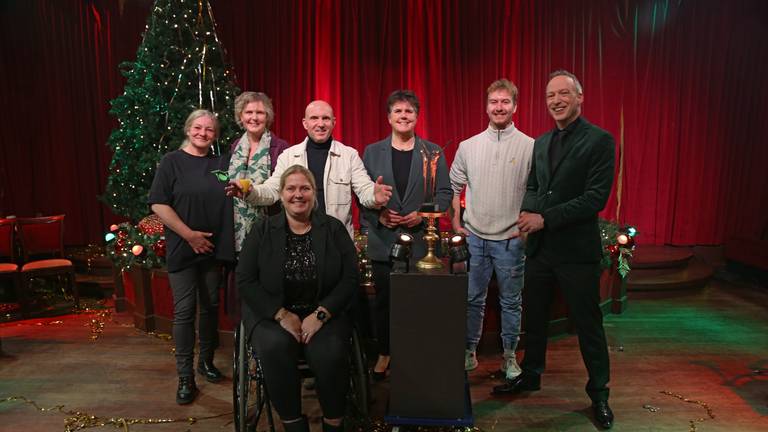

{"left": 1, "top": 277, "right": 766, "bottom": 431}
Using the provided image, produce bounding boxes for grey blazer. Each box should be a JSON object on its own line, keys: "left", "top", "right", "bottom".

{"left": 361, "top": 136, "right": 452, "bottom": 261}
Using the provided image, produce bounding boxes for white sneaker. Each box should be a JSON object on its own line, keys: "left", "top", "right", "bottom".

{"left": 502, "top": 352, "right": 522, "bottom": 380}
{"left": 464, "top": 349, "right": 478, "bottom": 371}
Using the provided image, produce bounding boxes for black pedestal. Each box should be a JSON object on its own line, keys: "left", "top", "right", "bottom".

{"left": 388, "top": 266, "right": 470, "bottom": 423}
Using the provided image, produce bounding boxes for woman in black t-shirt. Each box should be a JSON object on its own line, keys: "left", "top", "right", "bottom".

{"left": 148, "top": 109, "right": 234, "bottom": 405}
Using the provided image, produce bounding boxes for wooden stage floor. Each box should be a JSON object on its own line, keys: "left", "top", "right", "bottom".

{"left": 1, "top": 278, "right": 766, "bottom": 431}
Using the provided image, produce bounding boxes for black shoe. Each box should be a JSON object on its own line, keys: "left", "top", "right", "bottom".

{"left": 592, "top": 400, "right": 614, "bottom": 429}
{"left": 491, "top": 373, "right": 541, "bottom": 395}
{"left": 197, "top": 360, "right": 224, "bottom": 383}
{"left": 176, "top": 376, "right": 198, "bottom": 405}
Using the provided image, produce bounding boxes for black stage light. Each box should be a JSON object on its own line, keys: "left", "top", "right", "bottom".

{"left": 389, "top": 233, "right": 414, "bottom": 273}
{"left": 448, "top": 233, "right": 470, "bottom": 274}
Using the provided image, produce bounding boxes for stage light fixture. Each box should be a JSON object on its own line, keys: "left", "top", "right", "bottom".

{"left": 389, "top": 233, "right": 413, "bottom": 273}
{"left": 448, "top": 233, "right": 470, "bottom": 274}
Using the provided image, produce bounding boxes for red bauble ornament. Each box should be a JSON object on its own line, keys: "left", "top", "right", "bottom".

{"left": 115, "top": 239, "right": 125, "bottom": 252}
{"left": 138, "top": 214, "right": 164, "bottom": 235}
{"left": 151, "top": 238, "right": 166, "bottom": 258}
{"left": 607, "top": 244, "right": 619, "bottom": 256}
{"left": 117, "top": 230, "right": 128, "bottom": 240}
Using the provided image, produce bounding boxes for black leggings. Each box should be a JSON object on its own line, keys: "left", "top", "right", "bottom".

{"left": 251, "top": 316, "right": 351, "bottom": 419}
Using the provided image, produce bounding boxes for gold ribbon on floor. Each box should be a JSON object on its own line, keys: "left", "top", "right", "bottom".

{"left": 660, "top": 390, "right": 715, "bottom": 432}
{"left": 0, "top": 396, "right": 231, "bottom": 432}
{"left": 348, "top": 418, "right": 483, "bottom": 431}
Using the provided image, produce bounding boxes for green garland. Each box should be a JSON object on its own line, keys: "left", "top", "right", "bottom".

{"left": 599, "top": 218, "right": 637, "bottom": 278}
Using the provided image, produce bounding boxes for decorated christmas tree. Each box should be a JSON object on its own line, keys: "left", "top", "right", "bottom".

{"left": 103, "top": 0, "right": 240, "bottom": 221}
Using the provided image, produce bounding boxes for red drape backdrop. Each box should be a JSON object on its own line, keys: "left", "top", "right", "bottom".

{"left": 1, "top": 0, "right": 766, "bottom": 246}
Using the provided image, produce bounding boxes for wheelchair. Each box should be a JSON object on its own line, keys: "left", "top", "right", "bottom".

{"left": 233, "top": 320, "right": 371, "bottom": 432}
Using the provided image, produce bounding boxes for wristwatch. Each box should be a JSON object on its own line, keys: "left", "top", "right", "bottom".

{"left": 315, "top": 309, "right": 329, "bottom": 323}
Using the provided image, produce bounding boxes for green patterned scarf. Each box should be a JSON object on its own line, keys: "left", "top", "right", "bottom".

{"left": 228, "top": 131, "right": 272, "bottom": 252}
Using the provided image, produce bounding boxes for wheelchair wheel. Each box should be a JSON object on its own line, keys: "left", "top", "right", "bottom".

{"left": 233, "top": 322, "right": 273, "bottom": 432}
{"left": 347, "top": 327, "right": 370, "bottom": 418}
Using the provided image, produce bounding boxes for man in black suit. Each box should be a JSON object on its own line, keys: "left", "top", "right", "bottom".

{"left": 492, "top": 70, "right": 616, "bottom": 429}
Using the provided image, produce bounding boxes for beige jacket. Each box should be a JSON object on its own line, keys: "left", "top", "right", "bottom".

{"left": 244, "top": 138, "right": 377, "bottom": 238}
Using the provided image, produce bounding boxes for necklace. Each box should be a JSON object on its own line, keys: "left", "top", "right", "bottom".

{"left": 291, "top": 223, "right": 312, "bottom": 235}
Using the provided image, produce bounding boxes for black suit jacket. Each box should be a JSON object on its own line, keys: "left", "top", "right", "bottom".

{"left": 236, "top": 210, "right": 359, "bottom": 337}
{"left": 520, "top": 117, "right": 615, "bottom": 263}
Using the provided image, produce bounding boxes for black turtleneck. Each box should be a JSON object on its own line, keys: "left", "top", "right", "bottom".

{"left": 306, "top": 136, "right": 332, "bottom": 213}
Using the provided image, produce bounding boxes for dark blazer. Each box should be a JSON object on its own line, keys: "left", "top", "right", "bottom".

{"left": 520, "top": 117, "right": 615, "bottom": 263}
{"left": 237, "top": 210, "right": 359, "bottom": 337}
{"left": 361, "top": 136, "right": 452, "bottom": 262}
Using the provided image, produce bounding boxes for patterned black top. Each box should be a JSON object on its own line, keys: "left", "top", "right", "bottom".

{"left": 283, "top": 229, "right": 318, "bottom": 309}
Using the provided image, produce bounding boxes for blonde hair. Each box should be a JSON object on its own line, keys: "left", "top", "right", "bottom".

{"left": 487, "top": 79, "right": 519, "bottom": 104}
{"left": 180, "top": 109, "right": 219, "bottom": 149}
{"left": 279, "top": 165, "right": 318, "bottom": 211}
{"left": 234, "top": 92, "right": 275, "bottom": 128}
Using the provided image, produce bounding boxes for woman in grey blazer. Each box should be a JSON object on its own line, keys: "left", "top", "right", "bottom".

{"left": 361, "top": 90, "right": 452, "bottom": 380}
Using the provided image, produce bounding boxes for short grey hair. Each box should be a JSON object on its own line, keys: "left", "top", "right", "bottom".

{"left": 549, "top": 70, "right": 583, "bottom": 94}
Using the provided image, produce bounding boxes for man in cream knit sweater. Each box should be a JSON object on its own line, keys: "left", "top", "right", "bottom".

{"left": 450, "top": 79, "right": 534, "bottom": 379}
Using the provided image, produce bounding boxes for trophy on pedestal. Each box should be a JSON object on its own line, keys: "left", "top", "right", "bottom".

{"left": 416, "top": 145, "right": 445, "bottom": 270}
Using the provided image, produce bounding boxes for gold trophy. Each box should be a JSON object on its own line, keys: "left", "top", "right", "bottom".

{"left": 416, "top": 146, "right": 445, "bottom": 270}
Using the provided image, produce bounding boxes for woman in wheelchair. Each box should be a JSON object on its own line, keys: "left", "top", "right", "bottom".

{"left": 237, "top": 164, "right": 358, "bottom": 432}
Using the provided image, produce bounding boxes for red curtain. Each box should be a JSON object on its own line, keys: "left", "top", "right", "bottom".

{"left": 2, "top": 0, "right": 767, "bottom": 246}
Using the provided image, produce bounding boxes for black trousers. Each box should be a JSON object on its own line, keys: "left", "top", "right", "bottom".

{"left": 371, "top": 260, "right": 393, "bottom": 356}
{"left": 251, "top": 316, "right": 351, "bottom": 420}
{"left": 167, "top": 259, "right": 222, "bottom": 377}
{"left": 520, "top": 255, "right": 611, "bottom": 402}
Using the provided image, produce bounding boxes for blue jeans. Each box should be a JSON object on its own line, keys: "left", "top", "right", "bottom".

{"left": 466, "top": 233, "right": 525, "bottom": 352}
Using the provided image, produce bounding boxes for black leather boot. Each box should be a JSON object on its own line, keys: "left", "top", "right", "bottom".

{"left": 176, "top": 376, "right": 198, "bottom": 405}
{"left": 282, "top": 415, "right": 309, "bottom": 432}
{"left": 197, "top": 358, "right": 224, "bottom": 383}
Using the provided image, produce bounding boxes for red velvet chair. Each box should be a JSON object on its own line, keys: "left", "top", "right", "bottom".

{"left": 16, "top": 215, "right": 79, "bottom": 311}
{"left": 0, "top": 218, "right": 24, "bottom": 315}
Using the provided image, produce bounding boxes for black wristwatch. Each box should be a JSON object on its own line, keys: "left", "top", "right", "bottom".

{"left": 315, "top": 309, "right": 329, "bottom": 323}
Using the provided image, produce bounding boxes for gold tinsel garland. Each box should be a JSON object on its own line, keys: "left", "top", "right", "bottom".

{"left": 0, "top": 396, "right": 230, "bottom": 432}
{"left": 660, "top": 390, "right": 715, "bottom": 432}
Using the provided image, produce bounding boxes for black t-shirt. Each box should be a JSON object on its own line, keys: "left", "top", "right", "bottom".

{"left": 148, "top": 149, "right": 235, "bottom": 272}
{"left": 391, "top": 147, "right": 413, "bottom": 199}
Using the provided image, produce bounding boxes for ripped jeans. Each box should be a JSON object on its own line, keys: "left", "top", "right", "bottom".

{"left": 465, "top": 233, "right": 525, "bottom": 352}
